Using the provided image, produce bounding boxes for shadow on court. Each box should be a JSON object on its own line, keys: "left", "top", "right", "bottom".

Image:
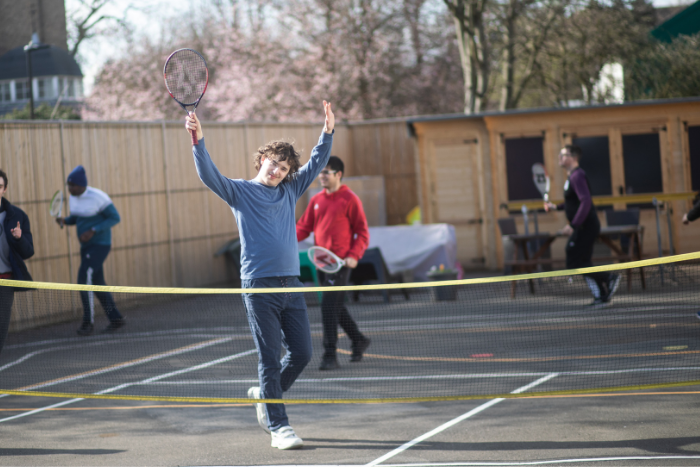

{"left": 0, "top": 448, "right": 126, "bottom": 456}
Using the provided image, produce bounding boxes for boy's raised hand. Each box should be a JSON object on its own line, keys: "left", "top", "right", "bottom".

{"left": 323, "top": 100, "right": 334, "bottom": 134}
{"left": 185, "top": 112, "right": 204, "bottom": 141}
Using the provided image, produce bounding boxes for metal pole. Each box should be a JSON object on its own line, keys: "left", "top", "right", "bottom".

{"left": 665, "top": 201, "right": 676, "bottom": 281}
{"left": 522, "top": 204, "right": 533, "bottom": 259}
{"left": 23, "top": 37, "right": 49, "bottom": 120}
{"left": 653, "top": 198, "right": 664, "bottom": 283}
{"left": 665, "top": 201, "right": 675, "bottom": 256}
{"left": 24, "top": 49, "right": 34, "bottom": 119}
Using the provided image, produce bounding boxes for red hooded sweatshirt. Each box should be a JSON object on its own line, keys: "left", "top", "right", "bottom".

{"left": 296, "top": 185, "right": 370, "bottom": 261}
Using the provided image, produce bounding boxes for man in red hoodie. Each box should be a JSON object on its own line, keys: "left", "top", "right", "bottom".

{"left": 297, "top": 156, "right": 371, "bottom": 370}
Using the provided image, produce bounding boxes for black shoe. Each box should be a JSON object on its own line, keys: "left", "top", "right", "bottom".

{"left": 604, "top": 274, "right": 622, "bottom": 302}
{"left": 319, "top": 356, "right": 340, "bottom": 371}
{"left": 350, "top": 337, "right": 371, "bottom": 362}
{"left": 77, "top": 322, "right": 94, "bottom": 336}
{"left": 587, "top": 297, "right": 607, "bottom": 307}
{"left": 102, "top": 318, "right": 126, "bottom": 334}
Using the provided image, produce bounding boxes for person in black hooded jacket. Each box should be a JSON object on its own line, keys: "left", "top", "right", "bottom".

{"left": 0, "top": 169, "right": 34, "bottom": 355}
{"left": 682, "top": 194, "right": 700, "bottom": 226}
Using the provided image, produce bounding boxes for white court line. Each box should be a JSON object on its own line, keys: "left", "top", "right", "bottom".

{"left": 0, "top": 348, "right": 256, "bottom": 423}
{"left": 19, "top": 337, "right": 234, "bottom": 391}
{"left": 377, "top": 456, "right": 700, "bottom": 465}
{"left": 0, "top": 337, "right": 233, "bottom": 399}
{"left": 138, "top": 366, "right": 700, "bottom": 385}
{"left": 6, "top": 302, "right": 690, "bottom": 351}
{"left": 191, "top": 459, "right": 700, "bottom": 467}
{"left": 365, "top": 374, "right": 559, "bottom": 467}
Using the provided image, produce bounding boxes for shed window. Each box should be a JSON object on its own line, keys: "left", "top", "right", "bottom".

{"left": 572, "top": 136, "right": 612, "bottom": 196}
{"left": 688, "top": 125, "right": 700, "bottom": 191}
{"left": 622, "top": 133, "right": 663, "bottom": 195}
{"left": 505, "top": 136, "right": 545, "bottom": 201}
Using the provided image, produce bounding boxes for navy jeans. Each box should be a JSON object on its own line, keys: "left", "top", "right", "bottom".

{"left": 241, "top": 276, "right": 313, "bottom": 431}
{"left": 78, "top": 244, "right": 122, "bottom": 324}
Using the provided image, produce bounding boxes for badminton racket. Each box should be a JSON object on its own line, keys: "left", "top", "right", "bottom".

{"left": 307, "top": 246, "right": 345, "bottom": 274}
{"left": 49, "top": 190, "right": 63, "bottom": 228}
{"left": 531, "top": 163, "right": 550, "bottom": 202}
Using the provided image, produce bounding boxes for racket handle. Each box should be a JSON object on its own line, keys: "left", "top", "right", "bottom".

{"left": 190, "top": 128, "right": 198, "bottom": 145}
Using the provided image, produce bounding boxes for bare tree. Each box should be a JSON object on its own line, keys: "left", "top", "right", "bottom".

{"left": 67, "top": 0, "right": 134, "bottom": 58}
{"left": 443, "top": 0, "right": 491, "bottom": 113}
{"left": 534, "top": 0, "right": 652, "bottom": 106}
{"left": 497, "top": 0, "right": 562, "bottom": 110}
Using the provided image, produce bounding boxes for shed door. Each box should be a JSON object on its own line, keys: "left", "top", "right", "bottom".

{"left": 432, "top": 141, "right": 484, "bottom": 268}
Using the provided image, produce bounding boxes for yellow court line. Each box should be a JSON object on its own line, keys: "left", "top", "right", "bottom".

{"left": 2, "top": 251, "right": 700, "bottom": 294}
{"left": 3, "top": 391, "right": 700, "bottom": 411}
{"left": 17, "top": 337, "right": 230, "bottom": 391}
{"left": 0, "top": 404, "right": 249, "bottom": 411}
{"left": 361, "top": 322, "right": 699, "bottom": 337}
{"left": 2, "top": 380, "right": 700, "bottom": 404}
{"left": 338, "top": 348, "right": 700, "bottom": 363}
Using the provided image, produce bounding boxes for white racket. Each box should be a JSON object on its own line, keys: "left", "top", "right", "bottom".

{"left": 50, "top": 190, "right": 63, "bottom": 217}
{"left": 531, "top": 163, "right": 550, "bottom": 202}
{"left": 307, "top": 246, "right": 345, "bottom": 274}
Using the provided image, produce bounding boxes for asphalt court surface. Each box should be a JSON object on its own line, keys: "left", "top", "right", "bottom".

{"left": 1, "top": 269, "right": 700, "bottom": 466}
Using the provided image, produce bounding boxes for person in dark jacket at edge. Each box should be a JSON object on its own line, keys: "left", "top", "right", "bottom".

{"left": 0, "top": 169, "right": 34, "bottom": 355}
{"left": 682, "top": 194, "right": 700, "bottom": 320}
{"left": 545, "top": 145, "right": 621, "bottom": 307}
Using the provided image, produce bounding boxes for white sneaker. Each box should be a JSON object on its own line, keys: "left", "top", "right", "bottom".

{"left": 247, "top": 387, "right": 270, "bottom": 434}
{"left": 271, "top": 425, "right": 303, "bottom": 450}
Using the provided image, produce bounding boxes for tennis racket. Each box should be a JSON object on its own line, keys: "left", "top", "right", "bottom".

{"left": 49, "top": 190, "right": 63, "bottom": 228}
{"left": 307, "top": 246, "right": 345, "bottom": 274}
{"left": 531, "top": 163, "right": 550, "bottom": 202}
{"left": 163, "top": 48, "right": 209, "bottom": 145}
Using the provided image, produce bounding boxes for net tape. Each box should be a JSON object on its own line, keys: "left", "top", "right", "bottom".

{"left": 1, "top": 252, "right": 699, "bottom": 404}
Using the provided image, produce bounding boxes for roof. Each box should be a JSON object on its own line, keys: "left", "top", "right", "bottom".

{"left": 651, "top": 0, "right": 700, "bottom": 42}
{"left": 0, "top": 45, "right": 82, "bottom": 81}
{"left": 405, "top": 96, "right": 700, "bottom": 137}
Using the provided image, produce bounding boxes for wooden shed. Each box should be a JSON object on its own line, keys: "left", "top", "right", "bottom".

{"left": 408, "top": 97, "right": 700, "bottom": 271}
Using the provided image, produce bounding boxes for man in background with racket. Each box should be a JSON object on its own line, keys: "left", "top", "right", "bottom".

{"left": 545, "top": 145, "right": 621, "bottom": 306}
{"left": 0, "top": 169, "right": 34, "bottom": 355}
{"left": 55, "top": 166, "right": 125, "bottom": 335}
{"left": 296, "top": 156, "right": 371, "bottom": 371}
{"left": 185, "top": 101, "right": 334, "bottom": 450}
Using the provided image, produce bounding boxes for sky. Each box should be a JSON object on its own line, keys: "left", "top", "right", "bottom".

{"left": 66, "top": 0, "right": 695, "bottom": 96}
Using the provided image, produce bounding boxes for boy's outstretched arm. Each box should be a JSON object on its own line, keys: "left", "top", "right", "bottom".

{"left": 187, "top": 113, "right": 237, "bottom": 205}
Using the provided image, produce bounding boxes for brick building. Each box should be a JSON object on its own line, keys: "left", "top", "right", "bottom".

{"left": 0, "top": 0, "right": 83, "bottom": 117}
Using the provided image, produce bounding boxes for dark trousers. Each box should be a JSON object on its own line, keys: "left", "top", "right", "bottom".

{"left": 565, "top": 223, "right": 612, "bottom": 298}
{"left": 318, "top": 268, "right": 365, "bottom": 357}
{"left": 0, "top": 284, "right": 14, "bottom": 355}
{"left": 78, "top": 244, "right": 122, "bottom": 324}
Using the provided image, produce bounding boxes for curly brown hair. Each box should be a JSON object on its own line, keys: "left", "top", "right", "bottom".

{"left": 253, "top": 141, "right": 302, "bottom": 184}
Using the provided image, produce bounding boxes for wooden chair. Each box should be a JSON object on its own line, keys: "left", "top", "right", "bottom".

{"left": 604, "top": 209, "right": 642, "bottom": 291}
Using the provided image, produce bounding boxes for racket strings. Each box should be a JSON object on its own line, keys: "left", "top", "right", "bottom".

{"left": 314, "top": 253, "right": 337, "bottom": 268}
{"left": 164, "top": 50, "right": 208, "bottom": 105}
{"left": 49, "top": 192, "right": 63, "bottom": 216}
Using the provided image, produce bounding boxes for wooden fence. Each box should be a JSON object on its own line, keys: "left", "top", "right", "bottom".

{"left": 0, "top": 119, "right": 417, "bottom": 288}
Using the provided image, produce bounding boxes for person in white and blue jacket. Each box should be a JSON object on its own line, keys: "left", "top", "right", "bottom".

{"left": 0, "top": 169, "right": 34, "bottom": 355}
{"left": 56, "top": 166, "right": 125, "bottom": 336}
